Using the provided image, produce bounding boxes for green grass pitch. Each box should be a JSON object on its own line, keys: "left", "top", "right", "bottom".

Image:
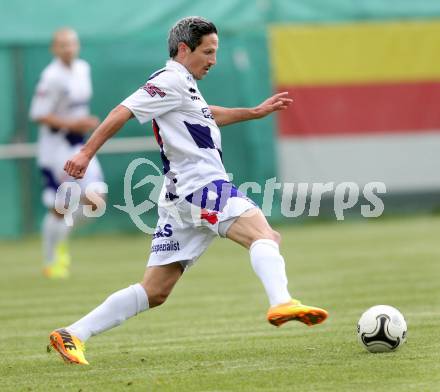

{"left": 1, "top": 216, "right": 439, "bottom": 391}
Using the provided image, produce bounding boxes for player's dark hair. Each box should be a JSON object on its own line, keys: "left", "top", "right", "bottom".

{"left": 168, "top": 16, "right": 217, "bottom": 58}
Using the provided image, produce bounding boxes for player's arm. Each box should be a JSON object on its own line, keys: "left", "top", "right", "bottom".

{"left": 64, "top": 105, "right": 134, "bottom": 179}
{"left": 34, "top": 114, "right": 100, "bottom": 135}
{"left": 209, "top": 92, "right": 293, "bottom": 127}
{"left": 30, "top": 73, "right": 99, "bottom": 135}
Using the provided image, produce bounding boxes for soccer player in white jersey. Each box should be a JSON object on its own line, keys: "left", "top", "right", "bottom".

{"left": 47, "top": 17, "right": 328, "bottom": 365}
{"left": 30, "top": 28, "right": 104, "bottom": 279}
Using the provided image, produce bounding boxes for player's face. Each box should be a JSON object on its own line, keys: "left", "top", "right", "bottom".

{"left": 52, "top": 30, "right": 80, "bottom": 66}
{"left": 184, "top": 33, "right": 218, "bottom": 80}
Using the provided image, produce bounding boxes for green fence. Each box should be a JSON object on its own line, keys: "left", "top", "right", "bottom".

{"left": 0, "top": 18, "right": 275, "bottom": 237}
{"left": 2, "top": 0, "right": 440, "bottom": 238}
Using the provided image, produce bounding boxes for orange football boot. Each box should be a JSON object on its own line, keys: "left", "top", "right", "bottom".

{"left": 47, "top": 329, "right": 88, "bottom": 365}
{"left": 267, "top": 299, "right": 328, "bottom": 327}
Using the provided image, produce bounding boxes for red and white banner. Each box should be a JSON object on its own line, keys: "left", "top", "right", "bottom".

{"left": 270, "top": 21, "right": 440, "bottom": 191}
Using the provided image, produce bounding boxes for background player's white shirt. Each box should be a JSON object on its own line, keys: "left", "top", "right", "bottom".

{"left": 121, "top": 60, "right": 229, "bottom": 202}
{"left": 30, "top": 58, "right": 92, "bottom": 167}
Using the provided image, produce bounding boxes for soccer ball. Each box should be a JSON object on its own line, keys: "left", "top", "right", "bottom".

{"left": 357, "top": 305, "right": 407, "bottom": 353}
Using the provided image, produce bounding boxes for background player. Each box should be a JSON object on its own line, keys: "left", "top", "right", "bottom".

{"left": 47, "top": 17, "right": 328, "bottom": 365}
{"left": 30, "top": 28, "right": 104, "bottom": 278}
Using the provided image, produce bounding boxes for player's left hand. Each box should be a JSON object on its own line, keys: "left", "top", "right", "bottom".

{"left": 253, "top": 92, "right": 293, "bottom": 119}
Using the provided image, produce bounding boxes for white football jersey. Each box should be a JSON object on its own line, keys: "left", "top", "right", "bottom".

{"left": 121, "top": 60, "right": 229, "bottom": 202}
{"left": 29, "top": 58, "right": 92, "bottom": 167}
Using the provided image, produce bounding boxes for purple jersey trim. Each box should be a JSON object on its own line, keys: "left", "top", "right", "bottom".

{"left": 184, "top": 121, "right": 215, "bottom": 149}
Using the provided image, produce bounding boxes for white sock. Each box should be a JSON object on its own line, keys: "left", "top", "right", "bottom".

{"left": 71, "top": 205, "right": 88, "bottom": 227}
{"left": 42, "top": 212, "right": 71, "bottom": 265}
{"left": 67, "top": 283, "right": 149, "bottom": 342}
{"left": 249, "top": 239, "right": 292, "bottom": 306}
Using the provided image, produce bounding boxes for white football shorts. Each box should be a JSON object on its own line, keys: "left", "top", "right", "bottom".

{"left": 40, "top": 143, "right": 104, "bottom": 208}
{"left": 147, "top": 180, "right": 257, "bottom": 269}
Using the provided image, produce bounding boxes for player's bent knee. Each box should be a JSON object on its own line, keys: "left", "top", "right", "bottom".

{"left": 239, "top": 227, "right": 282, "bottom": 249}
{"left": 82, "top": 196, "right": 106, "bottom": 212}
{"left": 148, "top": 291, "right": 169, "bottom": 308}
{"left": 271, "top": 230, "right": 281, "bottom": 245}
{"left": 141, "top": 285, "right": 170, "bottom": 308}
{"left": 253, "top": 228, "right": 281, "bottom": 245}
{"left": 50, "top": 208, "right": 65, "bottom": 219}
{"left": 151, "top": 293, "right": 169, "bottom": 308}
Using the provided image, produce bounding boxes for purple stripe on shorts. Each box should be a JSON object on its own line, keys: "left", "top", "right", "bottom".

{"left": 185, "top": 180, "right": 255, "bottom": 212}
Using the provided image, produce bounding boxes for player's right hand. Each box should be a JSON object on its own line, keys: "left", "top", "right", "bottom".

{"left": 69, "top": 116, "right": 100, "bottom": 133}
{"left": 64, "top": 150, "right": 91, "bottom": 179}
